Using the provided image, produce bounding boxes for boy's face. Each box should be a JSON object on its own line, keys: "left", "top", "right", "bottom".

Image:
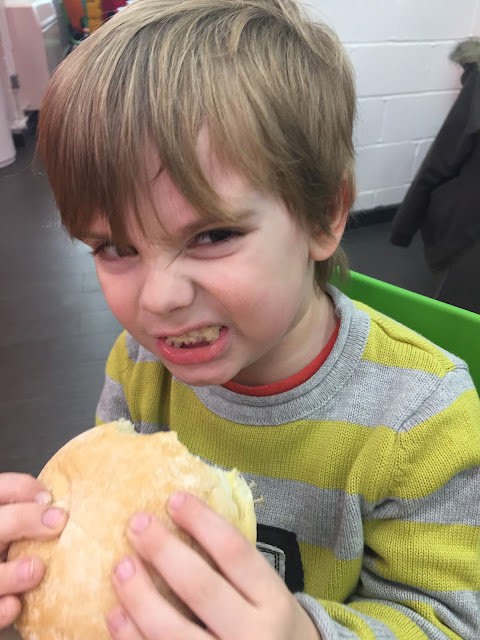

{"left": 82, "top": 139, "right": 335, "bottom": 387}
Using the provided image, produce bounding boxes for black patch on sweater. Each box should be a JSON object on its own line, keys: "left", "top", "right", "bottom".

{"left": 256, "top": 524, "right": 304, "bottom": 593}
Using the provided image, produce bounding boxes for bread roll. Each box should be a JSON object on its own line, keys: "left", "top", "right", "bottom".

{"left": 8, "top": 420, "right": 256, "bottom": 640}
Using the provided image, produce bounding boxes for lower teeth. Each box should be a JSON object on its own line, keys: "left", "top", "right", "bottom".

{"left": 179, "top": 341, "right": 210, "bottom": 349}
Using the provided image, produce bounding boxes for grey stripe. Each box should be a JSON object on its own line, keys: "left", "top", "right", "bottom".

{"left": 356, "top": 571, "right": 479, "bottom": 640}
{"left": 297, "top": 593, "right": 398, "bottom": 639}
{"left": 351, "top": 599, "right": 452, "bottom": 640}
{"left": 300, "top": 584, "right": 476, "bottom": 639}
{"left": 245, "top": 473, "right": 480, "bottom": 557}
{"left": 126, "top": 332, "right": 159, "bottom": 363}
{"left": 96, "top": 374, "right": 132, "bottom": 424}
{"left": 187, "top": 354, "right": 472, "bottom": 431}
{"left": 399, "top": 366, "right": 475, "bottom": 432}
{"left": 138, "top": 421, "right": 169, "bottom": 434}
{"left": 365, "top": 466, "right": 480, "bottom": 526}
{"left": 306, "top": 359, "right": 447, "bottom": 430}
{"left": 344, "top": 606, "right": 400, "bottom": 639}
{"left": 435, "top": 343, "right": 471, "bottom": 372}
{"left": 324, "top": 360, "right": 473, "bottom": 431}
{"left": 296, "top": 594, "right": 361, "bottom": 639}
{"left": 148, "top": 462, "right": 479, "bottom": 559}
{"left": 243, "top": 474, "right": 364, "bottom": 561}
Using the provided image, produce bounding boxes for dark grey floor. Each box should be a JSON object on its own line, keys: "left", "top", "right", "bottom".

{"left": 1, "top": 138, "right": 123, "bottom": 477}
{"left": 0, "top": 138, "right": 478, "bottom": 478}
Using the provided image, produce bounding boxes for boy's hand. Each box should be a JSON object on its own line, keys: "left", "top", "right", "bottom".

{"left": 107, "top": 492, "right": 321, "bottom": 640}
{"left": 0, "top": 473, "right": 68, "bottom": 629}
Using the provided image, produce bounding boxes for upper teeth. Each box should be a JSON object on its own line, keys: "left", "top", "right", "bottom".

{"left": 166, "top": 325, "right": 221, "bottom": 347}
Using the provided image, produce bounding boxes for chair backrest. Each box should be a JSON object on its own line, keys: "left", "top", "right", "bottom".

{"left": 335, "top": 271, "right": 480, "bottom": 391}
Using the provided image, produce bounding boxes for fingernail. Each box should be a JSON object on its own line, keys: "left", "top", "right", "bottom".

{"left": 107, "top": 608, "right": 128, "bottom": 633}
{"left": 34, "top": 491, "right": 52, "bottom": 505}
{"left": 168, "top": 492, "right": 186, "bottom": 511}
{"left": 129, "top": 512, "right": 150, "bottom": 534}
{"left": 115, "top": 557, "right": 135, "bottom": 582}
{"left": 107, "top": 606, "right": 128, "bottom": 633}
{"left": 17, "top": 558, "right": 34, "bottom": 581}
{"left": 42, "top": 508, "right": 65, "bottom": 528}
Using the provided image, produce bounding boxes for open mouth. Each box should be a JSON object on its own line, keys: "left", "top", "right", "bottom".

{"left": 165, "top": 325, "right": 221, "bottom": 349}
{"left": 156, "top": 325, "right": 229, "bottom": 366}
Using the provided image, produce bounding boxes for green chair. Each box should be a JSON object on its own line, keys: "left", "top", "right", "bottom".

{"left": 334, "top": 271, "right": 480, "bottom": 391}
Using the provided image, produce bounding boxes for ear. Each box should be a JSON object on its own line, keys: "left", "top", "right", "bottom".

{"left": 308, "top": 177, "right": 354, "bottom": 261}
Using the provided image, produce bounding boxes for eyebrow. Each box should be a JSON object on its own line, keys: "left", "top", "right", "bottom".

{"left": 78, "top": 232, "right": 112, "bottom": 244}
{"left": 78, "top": 209, "right": 254, "bottom": 245}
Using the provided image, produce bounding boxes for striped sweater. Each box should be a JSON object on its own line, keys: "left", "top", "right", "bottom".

{"left": 96, "top": 286, "right": 480, "bottom": 639}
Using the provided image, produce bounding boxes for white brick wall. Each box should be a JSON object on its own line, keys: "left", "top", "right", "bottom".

{"left": 304, "top": 0, "right": 479, "bottom": 212}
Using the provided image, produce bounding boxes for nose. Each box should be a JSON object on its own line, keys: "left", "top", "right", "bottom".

{"left": 139, "top": 260, "right": 196, "bottom": 316}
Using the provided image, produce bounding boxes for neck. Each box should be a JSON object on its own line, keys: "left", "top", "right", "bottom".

{"left": 231, "top": 289, "right": 337, "bottom": 386}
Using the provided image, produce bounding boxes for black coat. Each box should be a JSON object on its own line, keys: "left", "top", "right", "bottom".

{"left": 390, "top": 65, "right": 480, "bottom": 272}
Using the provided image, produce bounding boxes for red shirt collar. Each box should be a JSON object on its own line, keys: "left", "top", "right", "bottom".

{"left": 223, "top": 320, "right": 340, "bottom": 397}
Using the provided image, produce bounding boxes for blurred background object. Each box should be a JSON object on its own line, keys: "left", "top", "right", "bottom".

{"left": 60, "top": 0, "right": 89, "bottom": 43}
{"left": 390, "top": 37, "right": 480, "bottom": 311}
{"left": 0, "top": 73, "right": 16, "bottom": 168}
{"left": 4, "top": 0, "right": 66, "bottom": 111}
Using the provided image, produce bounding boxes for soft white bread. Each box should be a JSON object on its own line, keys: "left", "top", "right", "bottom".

{"left": 8, "top": 420, "right": 256, "bottom": 640}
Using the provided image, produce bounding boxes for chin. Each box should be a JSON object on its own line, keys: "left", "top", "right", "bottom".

{"left": 169, "top": 364, "right": 238, "bottom": 388}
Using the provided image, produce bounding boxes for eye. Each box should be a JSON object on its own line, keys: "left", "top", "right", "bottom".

{"left": 194, "top": 228, "right": 240, "bottom": 246}
{"left": 90, "top": 242, "right": 138, "bottom": 260}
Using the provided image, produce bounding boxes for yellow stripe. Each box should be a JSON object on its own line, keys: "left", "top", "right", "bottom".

{"left": 317, "top": 600, "right": 379, "bottom": 639}
{"left": 112, "top": 340, "right": 480, "bottom": 503}
{"left": 395, "top": 389, "right": 480, "bottom": 499}
{"left": 357, "top": 302, "right": 455, "bottom": 376}
{"left": 299, "top": 541, "right": 361, "bottom": 601}
{"left": 346, "top": 601, "right": 430, "bottom": 639}
{"left": 125, "top": 360, "right": 171, "bottom": 426}
{"left": 105, "top": 331, "right": 129, "bottom": 381}
{"left": 364, "top": 519, "right": 480, "bottom": 591}
{"left": 172, "top": 385, "right": 397, "bottom": 499}
{"left": 399, "top": 601, "right": 463, "bottom": 640}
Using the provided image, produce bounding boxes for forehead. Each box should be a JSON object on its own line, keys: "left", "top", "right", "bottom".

{"left": 84, "top": 158, "right": 261, "bottom": 243}
{"left": 82, "top": 127, "right": 277, "bottom": 244}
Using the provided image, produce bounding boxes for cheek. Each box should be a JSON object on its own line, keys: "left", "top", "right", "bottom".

{"left": 210, "top": 263, "right": 303, "bottom": 327}
{"left": 97, "top": 271, "right": 137, "bottom": 323}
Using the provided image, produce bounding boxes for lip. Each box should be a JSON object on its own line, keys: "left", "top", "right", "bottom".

{"left": 155, "top": 326, "right": 229, "bottom": 365}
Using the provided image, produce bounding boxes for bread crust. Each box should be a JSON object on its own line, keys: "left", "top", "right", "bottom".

{"left": 8, "top": 421, "right": 256, "bottom": 640}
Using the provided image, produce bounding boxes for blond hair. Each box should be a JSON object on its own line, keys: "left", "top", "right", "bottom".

{"left": 38, "top": 0, "right": 356, "bottom": 287}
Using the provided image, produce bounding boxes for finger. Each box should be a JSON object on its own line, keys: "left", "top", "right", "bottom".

{"left": 0, "top": 504, "right": 68, "bottom": 555}
{"left": 0, "top": 595, "right": 21, "bottom": 630}
{"left": 106, "top": 604, "right": 143, "bottom": 640}
{"left": 0, "top": 474, "right": 52, "bottom": 507}
{"left": 127, "top": 513, "right": 253, "bottom": 640}
{"left": 167, "top": 492, "right": 283, "bottom": 604}
{"left": 0, "top": 556, "right": 45, "bottom": 598}
{"left": 112, "top": 553, "right": 211, "bottom": 640}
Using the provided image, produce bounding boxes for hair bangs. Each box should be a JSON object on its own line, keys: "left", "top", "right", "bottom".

{"left": 38, "top": 0, "right": 356, "bottom": 287}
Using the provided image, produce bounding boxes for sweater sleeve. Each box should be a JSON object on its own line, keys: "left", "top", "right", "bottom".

{"left": 296, "top": 367, "right": 480, "bottom": 640}
{"left": 95, "top": 330, "right": 134, "bottom": 426}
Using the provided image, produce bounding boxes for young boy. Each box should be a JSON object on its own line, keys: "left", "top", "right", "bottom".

{"left": 1, "top": 0, "right": 479, "bottom": 638}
